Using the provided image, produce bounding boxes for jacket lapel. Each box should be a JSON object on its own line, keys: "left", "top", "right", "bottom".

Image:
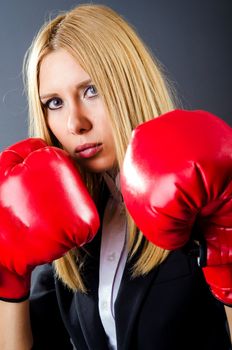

{"left": 75, "top": 290, "right": 109, "bottom": 350}
{"left": 115, "top": 252, "right": 159, "bottom": 350}
{"left": 74, "top": 229, "right": 110, "bottom": 350}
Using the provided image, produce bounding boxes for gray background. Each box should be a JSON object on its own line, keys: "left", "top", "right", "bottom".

{"left": 0, "top": 0, "right": 231, "bottom": 151}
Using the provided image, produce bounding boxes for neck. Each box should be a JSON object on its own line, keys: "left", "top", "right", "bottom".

{"left": 104, "top": 166, "right": 119, "bottom": 180}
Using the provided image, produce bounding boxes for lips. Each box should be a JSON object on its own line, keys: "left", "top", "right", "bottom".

{"left": 75, "top": 143, "right": 103, "bottom": 159}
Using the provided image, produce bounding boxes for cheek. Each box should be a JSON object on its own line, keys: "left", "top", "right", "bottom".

{"left": 105, "top": 128, "right": 117, "bottom": 160}
{"left": 102, "top": 123, "right": 114, "bottom": 148}
{"left": 105, "top": 120, "right": 115, "bottom": 148}
{"left": 47, "top": 117, "right": 62, "bottom": 138}
{"left": 103, "top": 114, "right": 114, "bottom": 136}
{"left": 46, "top": 115, "right": 55, "bottom": 132}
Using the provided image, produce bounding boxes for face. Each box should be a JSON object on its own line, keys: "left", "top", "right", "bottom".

{"left": 39, "top": 49, "right": 117, "bottom": 173}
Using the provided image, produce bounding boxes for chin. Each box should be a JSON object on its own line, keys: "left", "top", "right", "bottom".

{"left": 86, "top": 166, "right": 114, "bottom": 174}
{"left": 81, "top": 159, "right": 117, "bottom": 174}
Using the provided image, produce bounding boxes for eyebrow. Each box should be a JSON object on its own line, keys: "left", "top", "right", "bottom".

{"left": 39, "top": 78, "right": 92, "bottom": 100}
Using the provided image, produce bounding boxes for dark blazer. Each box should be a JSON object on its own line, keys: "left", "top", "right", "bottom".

{"left": 30, "top": 230, "right": 231, "bottom": 350}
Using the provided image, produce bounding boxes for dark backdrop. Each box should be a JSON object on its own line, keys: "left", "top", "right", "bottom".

{"left": 0, "top": 0, "right": 231, "bottom": 150}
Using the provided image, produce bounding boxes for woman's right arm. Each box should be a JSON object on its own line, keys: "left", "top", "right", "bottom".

{"left": 0, "top": 300, "right": 33, "bottom": 350}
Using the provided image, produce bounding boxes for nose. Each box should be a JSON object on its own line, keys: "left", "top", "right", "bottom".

{"left": 67, "top": 103, "right": 92, "bottom": 135}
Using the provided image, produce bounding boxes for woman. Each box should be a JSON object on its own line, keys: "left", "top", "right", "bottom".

{"left": 0, "top": 4, "right": 231, "bottom": 350}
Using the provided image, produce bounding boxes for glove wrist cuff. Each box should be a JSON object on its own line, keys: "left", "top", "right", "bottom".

{"left": 0, "top": 265, "right": 30, "bottom": 302}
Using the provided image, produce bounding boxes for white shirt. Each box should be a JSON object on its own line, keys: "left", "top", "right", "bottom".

{"left": 98, "top": 172, "right": 128, "bottom": 350}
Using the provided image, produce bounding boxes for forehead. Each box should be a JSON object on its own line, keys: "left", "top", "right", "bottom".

{"left": 39, "top": 49, "right": 90, "bottom": 93}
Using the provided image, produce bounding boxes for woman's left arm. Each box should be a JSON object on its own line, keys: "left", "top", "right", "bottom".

{"left": 225, "top": 306, "right": 232, "bottom": 342}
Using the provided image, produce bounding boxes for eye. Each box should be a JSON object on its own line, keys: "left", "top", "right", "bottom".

{"left": 44, "top": 97, "right": 63, "bottom": 110}
{"left": 84, "top": 85, "right": 98, "bottom": 98}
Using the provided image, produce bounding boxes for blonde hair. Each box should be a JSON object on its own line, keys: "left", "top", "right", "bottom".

{"left": 24, "top": 4, "right": 177, "bottom": 292}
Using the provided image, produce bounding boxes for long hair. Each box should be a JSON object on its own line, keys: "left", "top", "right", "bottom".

{"left": 24, "top": 4, "right": 177, "bottom": 292}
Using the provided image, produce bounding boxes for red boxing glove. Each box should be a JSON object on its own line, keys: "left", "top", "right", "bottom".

{"left": 121, "top": 110, "right": 232, "bottom": 305}
{"left": 0, "top": 138, "right": 100, "bottom": 302}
